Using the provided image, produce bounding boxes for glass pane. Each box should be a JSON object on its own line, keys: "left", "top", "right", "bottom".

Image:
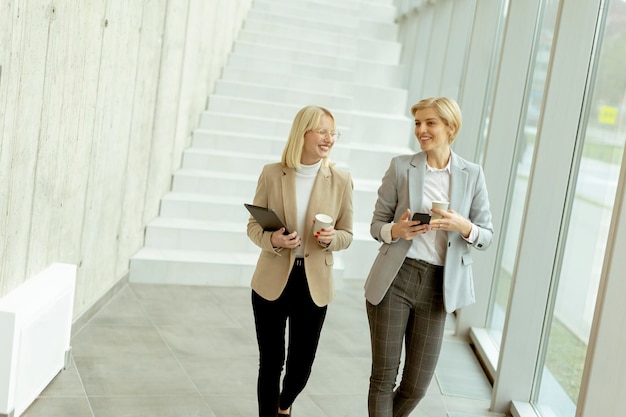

{"left": 535, "top": 1, "right": 626, "bottom": 415}
{"left": 487, "top": 0, "right": 560, "bottom": 346}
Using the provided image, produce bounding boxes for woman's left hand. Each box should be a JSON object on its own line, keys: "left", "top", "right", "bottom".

{"left": 315, "top": 225, "right": 335, "bottom": 247}
{"left": 430, "top": 208, "right": 473, "bottom": 238}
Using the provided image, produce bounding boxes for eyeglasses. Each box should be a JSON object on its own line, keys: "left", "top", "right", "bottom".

{"left": 309, "top": 129, "right": 341, "bottom": 140}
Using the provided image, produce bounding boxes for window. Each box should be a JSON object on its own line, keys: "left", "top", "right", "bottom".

{"left": 487, "top": 0, "right": 560, "bottom": 347}
{"left": 535, "top": 1, "right": 626, "bottom": 414}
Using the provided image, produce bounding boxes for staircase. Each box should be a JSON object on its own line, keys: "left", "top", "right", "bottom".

{"left": 129, "top": 0, "right": 414, "bottom": 288}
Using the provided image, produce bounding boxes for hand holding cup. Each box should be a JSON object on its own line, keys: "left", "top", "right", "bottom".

{"left": 431, "top": 201, "right": 449, "bottom": 220}
{"left": 313, "top": 214, "right": 334, "bottom": 247}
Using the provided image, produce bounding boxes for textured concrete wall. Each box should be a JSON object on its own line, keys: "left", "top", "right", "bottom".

{"left": 0, "top": 0, "right": 252, "bottom": 318}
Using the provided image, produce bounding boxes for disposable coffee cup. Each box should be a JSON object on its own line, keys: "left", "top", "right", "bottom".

{"left": 313, "top": 214, "right": 333, "bottom": 234}
{"left": 431, "top": 201, "right": 449, "bottom": 220}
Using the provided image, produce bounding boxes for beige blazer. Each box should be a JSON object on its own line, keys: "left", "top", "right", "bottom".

{"left": 364, "top": 151, "right": 493, "bottom": 313}
{"left": 247, "top": 162, "right": 353, "bottom": 307}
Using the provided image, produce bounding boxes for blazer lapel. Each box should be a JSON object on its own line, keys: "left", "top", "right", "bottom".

{"left": 305, "top": 165, "right": 332, "bottom": 236}
{"left": 449, "top": 151, "right": 468, "bottom": 211}
{"left": 281, "top": 166, "right": 297, "bottom": 232}
{"left": 408, "top": 153, "right": 427, "bottom": 212}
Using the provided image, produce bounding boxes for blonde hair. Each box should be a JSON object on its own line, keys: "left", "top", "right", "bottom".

{"left": 410, "top": 97, "right": 462, "bottom": 144}
{"left": 281, "top": 105, "right": 336, "bottom": 169}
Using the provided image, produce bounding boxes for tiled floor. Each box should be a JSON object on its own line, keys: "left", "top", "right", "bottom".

{"left": 23, "top": 280, "right": 506, "bottom": 417}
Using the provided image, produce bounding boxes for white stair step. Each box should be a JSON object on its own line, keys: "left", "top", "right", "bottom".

{"left": 129, "top": 248, "right": 260, "bottom": 286}
{"left": 346, "top": 84, "right": 408, "bottom": 114}
{"left": 213, "top": 79, "right": 354, "bottom": 110}
{"left": 220, "top": 66, "right": 347, "bottom": 95}
{"left": 246, "top": 8, "right": 359, "bottom": 32}
{"left": 227, "top": 51, "right": 404, "bottom": 89}
{"left": 252, "top": 0, "right": 358, "bottom": 20}
{"left": 191, "top": 130, "right": 288, "bottom": 154}
{"left": 145, "top": 218, "right": 257, "bottom": 252}
{"left": 245, "top": 12, "right": 397, "bottom": 41}
{"left": 242, "top": 19, "right": 352, "bottom": 47}
{"left": 226, "top": 53, "right": 355, "bottom": 83}
{"left": 205, "top": 96, "right": 360, "bottom": 128}
{"left": 160, "top": 193, "right": 249, "bottom": 222}
{"left": 206, "top": 96, "right": 303, "bottom": 120}
{"left": 237, "top": 29, "right": 400, "bottom": 64}
{"left": 232, "top": 41, "right": 358, "bottom": 71}
{"left": 348, "top": 112, "right": 413, "bottom": 147}
{"left": 253, "top": 0, "right": 396, "bottom": 23}
{"left": 237, "top": 30, "right": 357, "bottom": 59}
{"left": 210, "top": 80, "right": 406, "bottom": 118}
{"left": 198, "top": 111, "right": 292, "bottom": 136}
{"left": 171, "top": 169, "right": 258, "bottom": 197}
{"left": 181, "top": 148, "right": 275, "bottom": 173}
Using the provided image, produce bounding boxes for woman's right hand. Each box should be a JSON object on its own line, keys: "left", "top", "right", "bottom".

{"left": 270, "top": 229, "right": 302, "bottom": 248}
{"left": 391, "top": 209, "right": 430, "bottom": 240}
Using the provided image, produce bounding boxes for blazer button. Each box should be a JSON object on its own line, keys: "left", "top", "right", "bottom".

{"left": 304, "top": 253, "right": 310, "bottom": 257}
{"left": 477, "top": 243, "right": 483, "bottom": 248}
{"left": 448, "top": 242, "right": 451, "bottom": 247}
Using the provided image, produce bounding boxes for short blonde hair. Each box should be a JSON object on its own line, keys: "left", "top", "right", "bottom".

{"left": 281, "top": 105, "right": 336, "bottom": 169}
{"left": 410, "top": 97, "right": 462, "bottom": 144}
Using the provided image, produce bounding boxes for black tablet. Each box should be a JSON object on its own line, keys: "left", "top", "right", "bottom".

{"left": 244, "top": 204, "right": 290, "bottom": 234}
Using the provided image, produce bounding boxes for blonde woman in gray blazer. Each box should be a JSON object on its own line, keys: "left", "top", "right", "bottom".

{"left": 247, "top": 105, "right": 353, "bottom": 417}
{"left": 364, "top": 97, "right": 493, "bottom": 417}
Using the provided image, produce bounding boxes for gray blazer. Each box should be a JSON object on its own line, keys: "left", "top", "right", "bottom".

{"left": 364, "top": 151, "right": 493, "bottom": 313}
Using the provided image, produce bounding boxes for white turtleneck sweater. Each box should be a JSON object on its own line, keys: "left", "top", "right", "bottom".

{"left": 294, "top": 160, "right": 321, "bottom": 257}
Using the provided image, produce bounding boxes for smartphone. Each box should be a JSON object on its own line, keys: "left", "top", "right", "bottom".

{"left": 412, "top": 212, "right": 431, "bottom": 224}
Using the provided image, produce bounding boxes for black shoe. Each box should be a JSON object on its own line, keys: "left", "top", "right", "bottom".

{"left": 277, "top": 406, "right": 291, "bottom": 417}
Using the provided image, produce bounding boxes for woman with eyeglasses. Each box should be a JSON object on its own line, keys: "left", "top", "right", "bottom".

{"left": 364, "top": 97, "right": 493, "bottom": 417}
{"left": 247, "top": 105, "right": 353, "bottom": 417}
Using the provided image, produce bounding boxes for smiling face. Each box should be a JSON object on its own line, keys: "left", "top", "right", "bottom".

{"left": 301, "top": 114, "right": 335, "bottom": 165}
{"left": 414, "top": 107, "right": 454, "bottom": 154}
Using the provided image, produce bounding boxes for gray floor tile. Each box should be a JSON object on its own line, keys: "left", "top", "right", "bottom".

{"left": 309, "top": 393, "right": 368, "bottom": 417}
{"left": 71, "top": 324, "right": 173, "bottom": 357}
{"left": 74, "top": 354, "right": 197, "bottom": 396}
{"left": 39, "top": 358, "right": 86, "bottom": 397}
{"left": 89, "top": 286, "right": 152, "bottom": 327}
{"left": 435, "top": 339, "right": 492, "bottom": 401}
{"left": 177, "top": 355, "right": 258, "bottom": 395}
{"left": 131, "top": 284, "right": 237, "bottom": 327}
{"left": 157, "top": 323, "right": 258, "bottom": 359}
{"left": 305, "top": 355, "right": 371, "bottom": 396}
{"left": 24, "top": 282, "right": 507, "bottom": 417}
{"left": 21, "top": 396, "right": 94, "bottom": 417}
{"left": 89, "top": 395, "right": 215, "bottom": 417}
{"left": 202, "top": 394, "right": 258, "bottom": 417}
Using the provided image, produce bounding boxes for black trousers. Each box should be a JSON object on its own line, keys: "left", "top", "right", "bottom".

{"left": 252, "top": 259, "right": 327, "bottom": 417}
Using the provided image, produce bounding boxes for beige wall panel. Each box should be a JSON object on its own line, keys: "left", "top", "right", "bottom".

{"left": 0, "top": 1, "right": 49, "bottom": 292}
{"left": 54, "top": 1, "right": 104, "bottom": 270}
{"left": 116, "top": 0, "right": 168, "bottom": 274}
{"left": 0, "top": 0, "right": 15, "bottom": 294}
{"left": 28, "top": 2, "right": 83, "bottom": 279}
{"left": 171, "top": 0, "right": 221, "bottom": 171}
{"left": 77, "top": 0, "right": 144, "bottom": 315}
{"left": 0, "top": 0, "right": 252, "bottom": 318}
{"left": 143, "top": 0, "right": 190, "bottom": 223}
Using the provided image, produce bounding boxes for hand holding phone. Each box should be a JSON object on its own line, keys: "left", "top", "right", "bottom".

{"left": 412, "top": 212, "right": 431, "bottom": 225}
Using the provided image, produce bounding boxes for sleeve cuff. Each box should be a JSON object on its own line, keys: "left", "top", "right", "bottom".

{"left": 463, "top": 223, "right": 479, "bottom": 244}
{"left": 381, "top": 223, "right": 394, "bottom": 244}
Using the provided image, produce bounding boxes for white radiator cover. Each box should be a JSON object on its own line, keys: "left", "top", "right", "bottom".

{"left": 0, "top": 263, "right": 76, "bottom": 417}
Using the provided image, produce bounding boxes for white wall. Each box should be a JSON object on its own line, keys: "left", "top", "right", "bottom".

{"left": 0, "top": 0, "right": 252, "bottom": 319}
